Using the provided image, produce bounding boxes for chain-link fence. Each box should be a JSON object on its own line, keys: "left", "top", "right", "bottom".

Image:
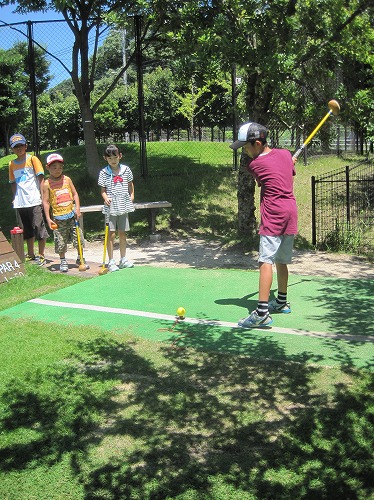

{"left": 311, "top": 158, "right": 374, "bottom": 253}
{"left": 0, "top": 19, "right": 106, "bottom": 90}
{"left": 2, "top": 17, "right": 373, "bottom": 254}
{"left": 1, "top": 17, "right": 368, "bottom": 169}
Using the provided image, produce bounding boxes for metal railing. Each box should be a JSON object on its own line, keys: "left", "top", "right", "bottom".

{"left": 311, "top": 158, "right": 374, "bottom": 253}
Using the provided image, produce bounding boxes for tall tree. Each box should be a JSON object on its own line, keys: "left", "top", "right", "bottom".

{"left": 13, "top": 41, "right": 51, "bottom": 96}
{"left": 0, "top": 42, "right": 50, "bottom": 151}
{"left": 155, "top": 0, "right": 373, "bottom": 235}
{"left": 37, "top": 92, "right": 81, "bottom": 149}
{"left": 0, "top": 49, "right": 28, "bottom": 151}
{"left": 143, "top": 67, "right": 179, "bottom": 139}
{"left": 0, "top": 0, "right": 144, "bottom": 176}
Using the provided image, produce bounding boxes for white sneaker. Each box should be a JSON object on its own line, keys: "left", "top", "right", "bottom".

{"left": 238, "top": 310, "right": 273, "bottom": 328}
{"left": 60, "top": 259, "right": 68, "bottom": 272}
{"left": 119, "top": 257, "right": 134, "bottom": 269}
{"left": 108, "top": 259, "right": 119, "bottom": 272}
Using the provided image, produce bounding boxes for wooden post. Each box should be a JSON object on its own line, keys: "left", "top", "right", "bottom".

{"left": 0, "top": 231, "right": 26, "bottom": 283}
{"left": 10, "top": 227, "right": 25, "bottom": 262}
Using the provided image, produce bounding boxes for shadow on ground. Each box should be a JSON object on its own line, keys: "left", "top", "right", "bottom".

{"left": 1, "top": 331, "right": 373, "bottom": 498}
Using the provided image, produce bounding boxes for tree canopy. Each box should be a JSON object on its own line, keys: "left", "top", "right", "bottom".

{"left": 0, "top": 41, "right": 50, "bottom": 152}
{"left": 1, "top": 0, "right": 373, "bottom": 160}
{"left": 0, "top": 0, "right": 372, "bottom": 234}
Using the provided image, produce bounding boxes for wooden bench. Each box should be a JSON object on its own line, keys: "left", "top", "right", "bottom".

{"left": 80, "top": 201, "right": 172, "bottom": 234}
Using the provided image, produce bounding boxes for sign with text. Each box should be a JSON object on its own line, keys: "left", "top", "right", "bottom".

{"left": 0, "top": 231, "right": 25, "bottom": 283}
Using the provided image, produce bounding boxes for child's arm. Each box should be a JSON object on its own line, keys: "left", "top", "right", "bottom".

{"left": 9, "top": 164, "right": 16, "bottom": 197}
{"left": 42, "top": 183, "right": 53, "bottom": 229}
{"left": 69, "top": 178, "right": 81, "bottom": 218}
{"left": 37, "top": 174, "right": 45, "bottom": 201}
{"left": 101, "top": 187, "right": 112, "bottom": 206}
{"left": 128, "top": 181, "right": 134, "bottom": 202}
{"left": 31, "top": 155, "right": 45, "bottom": 198}
{"left": 31, "top": 157, "right": 45, "bottom": 196}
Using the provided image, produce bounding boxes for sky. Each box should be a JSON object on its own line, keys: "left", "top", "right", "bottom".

{"left": 0, "top": 4, "right": 107, "bottom": 87}
{"left": 0, "top": 4, "right": 63, "bottom": 23}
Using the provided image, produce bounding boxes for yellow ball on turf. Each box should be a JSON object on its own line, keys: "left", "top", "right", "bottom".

{"left": 176, "top": 307, "right": 186, "bottom": 317}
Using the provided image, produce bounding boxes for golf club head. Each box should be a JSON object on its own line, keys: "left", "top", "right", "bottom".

{"left": 98, "top": 267, "right": 108, "bottom": 276}
{"left": 328, "top": 99, "right": 340, "bottom": 116}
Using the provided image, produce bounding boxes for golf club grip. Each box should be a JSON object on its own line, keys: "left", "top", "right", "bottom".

{"left": 292, "top": 146, "right": 304, "bottom": 160}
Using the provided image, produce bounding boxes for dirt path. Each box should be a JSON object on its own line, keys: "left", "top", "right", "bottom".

{"left": 44, "top": 236, "right": 373, "bottom": 279}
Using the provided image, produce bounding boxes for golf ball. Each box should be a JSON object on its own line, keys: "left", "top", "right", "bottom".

{"left": 176, "top": 307, "right": 186, "bottom": 317}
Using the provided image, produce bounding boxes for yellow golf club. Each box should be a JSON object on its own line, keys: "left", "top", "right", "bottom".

{"left": 293, "top": 99, "right": 340, "bottom": 160}
{"left": 75, "top": 220, "right": 88, "bottom": 271}
{"left": 98, "top": 222, "right": 109, "bottom": 276}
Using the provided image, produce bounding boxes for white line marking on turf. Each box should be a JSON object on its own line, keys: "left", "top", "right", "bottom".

{"left": 29, "top": 298, "right": 374, "bottom": 343}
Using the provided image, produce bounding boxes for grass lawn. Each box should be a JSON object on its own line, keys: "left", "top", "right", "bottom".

{"left": 0, "top": 142, "right": 355, "bottom": 248}
{"left": 0, "top": 145, "right": 373, "bottom": 498}
{"left": 0, "top": 266, "right": 373, "bottom": 499}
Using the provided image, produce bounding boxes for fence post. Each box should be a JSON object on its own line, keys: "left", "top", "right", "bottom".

{"left": 345, "top": 165, "right": 350, "bottom": 224}
{"left": 134, "top": 15, "right": 147, "bottom": 178}
{"left": 311, "top": 176, "right": 316, "bottom": 246}
{"left": 27, "top": 21, "right": 40, "bottom": 156}
{"left": 231, "top": 65, "right": 238, "bottom": 171}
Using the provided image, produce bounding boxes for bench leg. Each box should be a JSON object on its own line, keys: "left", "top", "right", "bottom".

{"left": 147, "top": 209, "right": 158, "bottom": 233}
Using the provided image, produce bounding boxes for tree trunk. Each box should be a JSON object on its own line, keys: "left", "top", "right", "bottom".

{"left": 237, "top": 152, "right": 257, "bottom": 236}
{"left": 236, "top": 71, "right": 271, "bottom": 240}
{"left": 70, "top": 30, "right": 100, "bottom": 178}
{"left": 82, "top": 109, "right": 101, "bottom": 178}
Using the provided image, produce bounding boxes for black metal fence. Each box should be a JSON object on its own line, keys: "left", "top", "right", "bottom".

{"left": 311, "top": 158, "right": 374, "bottom": 253}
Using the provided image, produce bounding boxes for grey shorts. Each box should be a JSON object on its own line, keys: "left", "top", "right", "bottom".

{"left": 259, "top": 235, "right": 295, "bottom": 264}
{"left": 108, "top": 213, "right": 130, "bottom": 232}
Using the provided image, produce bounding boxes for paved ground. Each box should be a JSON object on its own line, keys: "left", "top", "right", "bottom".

{"left": 44, "top": 252, "right": 105, "bottom": 278}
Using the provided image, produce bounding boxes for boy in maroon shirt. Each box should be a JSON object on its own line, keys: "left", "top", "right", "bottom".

{"left": 230, "top": 122, "right": 298, "bottom": 328}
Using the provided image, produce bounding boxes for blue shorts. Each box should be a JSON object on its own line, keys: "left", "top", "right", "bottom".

{"left": 108, "top": 213, "right": 130, "bottom": 232}
{"left": 259, "top": 235, "right": 295, "bottom": 264}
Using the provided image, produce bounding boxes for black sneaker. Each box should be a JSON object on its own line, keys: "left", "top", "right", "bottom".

{"left": 36, "top": 255, "right": 46, "bottom": 266}
{"left": 268, "top": 300, "right": 291, "bottom": 314}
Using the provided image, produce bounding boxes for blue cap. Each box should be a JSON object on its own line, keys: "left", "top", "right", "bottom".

{"left": 10, "top": 133, "right": 27, "bottom": 148}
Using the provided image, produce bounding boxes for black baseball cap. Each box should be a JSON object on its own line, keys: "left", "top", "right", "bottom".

{"left": 230, "top": 122, "right": 268, "bottom": 150}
